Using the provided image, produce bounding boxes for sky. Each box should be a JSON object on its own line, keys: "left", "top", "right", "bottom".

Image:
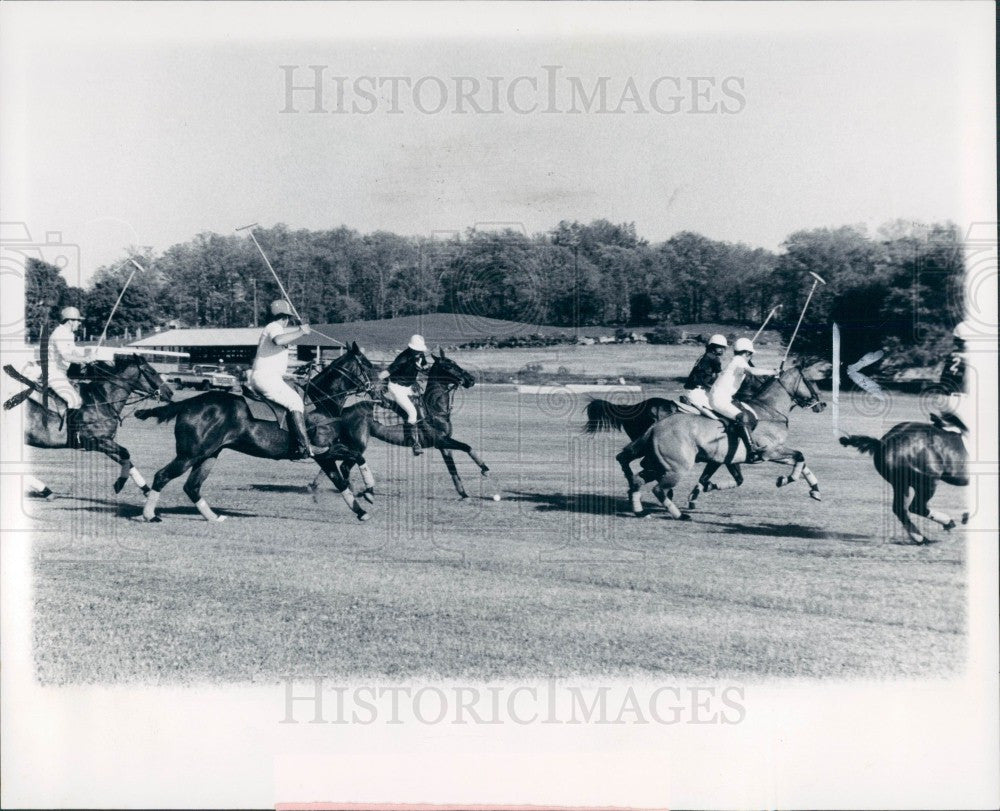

{"left": 1, "top": 2, "right": 995, "bottom": 285}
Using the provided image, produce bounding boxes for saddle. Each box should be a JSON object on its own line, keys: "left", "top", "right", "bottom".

{"left": 676, "top": 395, "right": 757, "bottom": 428}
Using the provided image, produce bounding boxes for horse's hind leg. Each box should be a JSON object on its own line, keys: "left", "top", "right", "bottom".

{"left": 687, "top": 462, "right": 721, "bottom": 509}
{"left": 890, "top": 483, "right": 924, "bottom": 544}
{"left": 183, "top": 453, "right": 225, "bottom": 522}
{"left": 909, "top": 478, "right": 955, "bottom": 532}
{"left": 143, "top": 455, "right": 197, "bottom": 522}
{"left": 615, "top": 437, "right": 647, "bottom": 515}
{"left": 656, "top": 472, "right": 689, "bottom": 520}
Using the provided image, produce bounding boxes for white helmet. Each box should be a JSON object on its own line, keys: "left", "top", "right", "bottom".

{"left": 269, "top": 299, "right": 292, "bottom": 317}
{"left": 408, "top": 334, "right": 428, "bottom": 352}
{"left": 734, "top": 337, "right": 754, "bottom": 354}
{"left": 707, "top": 334, "right": 727, "bottom": 348}
{"left": 60, "top": 306, "right": 83, "bottom": 322}
{"left": 953, "top": 321, "right": 975, "bottom": 341}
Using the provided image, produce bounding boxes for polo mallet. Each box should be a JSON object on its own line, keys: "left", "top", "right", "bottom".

{"left": 782, "top": 271, "right": 827, "bottom": 366}
{"left": 752, "top": 304, "right": 782, "bottom": 343}
{"left": 236, "top": 223, "right": 345, "bottom": 349}
{"left": 97, "top": 258, "right": 147, "bottom": 347}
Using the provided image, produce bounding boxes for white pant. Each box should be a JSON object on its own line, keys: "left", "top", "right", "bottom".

{"left": 944, "top": 393, "right": 973, "bottom": 434}
{"left": 387, "top": 381, "right": 419, "bottom": 424}
{"left": 684, "top": 387, "right": 712, "bottom": 410}
{"left": 48, "top": 370, "right": 82, "bottom": 409}
{"left": 709, "top": 392, "right": 741, "bottom": 420}
{"left": 248, "top": 371, "right": 304, "bottom": 412}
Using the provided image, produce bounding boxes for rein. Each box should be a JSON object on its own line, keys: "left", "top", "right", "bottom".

{"left": 307, "top": 358, "right": 377, "bottom": 410}
{"left": 745, "top": 370, "right": 815, "bottom": 424}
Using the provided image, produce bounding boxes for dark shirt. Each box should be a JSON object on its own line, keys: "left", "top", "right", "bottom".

{"left": 684, "top": 352, "right": 722, "bottom": 390}
{"left": 387, "top": 347, "right": 429, "bottom": 387}
{"left": 939, "top": 349, "right": 965, "bottom": 392}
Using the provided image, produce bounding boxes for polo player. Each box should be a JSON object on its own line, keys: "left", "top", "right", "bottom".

{"left": 380, "top": 334, "right": 430, "bottom": 455}
{"left": 47, "top": 306, "right": 92, "bottom": 410}
{"left": 709, "top": 337, "right": 778, "bottom": 461}
{"left": 248, "top": 299, "right": 327, "bottom": 458}
{"left": 683, "top": 333, "right": 727, "bottom": 417}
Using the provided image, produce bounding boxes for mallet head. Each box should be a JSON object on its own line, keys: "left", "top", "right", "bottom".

{"left": 808, "top": 272, "right": 827, "bottom": 285}
{"left": 235, "top": 222, "right": 260, "bottom": 232}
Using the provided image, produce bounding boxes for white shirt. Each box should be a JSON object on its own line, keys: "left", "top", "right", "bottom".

{"left": 48, "top": 322, "right": 89, "bottom": 373}
{"left": 252, "top": 321, "right": 292, "bottom": 379}
{"left": 710, "top": 355, "right": 777, "bottom": 402}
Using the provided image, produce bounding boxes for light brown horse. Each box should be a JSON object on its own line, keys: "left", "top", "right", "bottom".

{"left": 616, "top": 365, "right": 826, "bottom": 518}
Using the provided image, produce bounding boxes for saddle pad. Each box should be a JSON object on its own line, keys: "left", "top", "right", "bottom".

{"left": 241, "top": 387, "right": 288, "bottom": 429}
{"left": 373, "top": 403, "right": 405, "bottom": 426}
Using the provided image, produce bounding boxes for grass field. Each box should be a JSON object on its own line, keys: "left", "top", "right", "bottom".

{"left": 26, "top": 368, "right": 967, "bottom": 684}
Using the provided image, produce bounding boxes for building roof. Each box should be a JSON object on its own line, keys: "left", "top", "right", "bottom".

{"left": 129, "top": 328, "right": 262, "bottom": 347}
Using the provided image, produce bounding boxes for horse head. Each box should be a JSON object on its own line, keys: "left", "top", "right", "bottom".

{"left": 309, "top": 340, "right": 379, "bottom": 402}
{"left": 115, "top": 354, "right": 174, "bottom": 401}
{"left": 779, "top": 364, "right": 825, "bottom": 412}
{"left": 430, "top": 348, "right": 475, "bottom": 389}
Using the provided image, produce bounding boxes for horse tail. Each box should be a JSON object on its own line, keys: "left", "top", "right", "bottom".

{"left": 839, "top": 434, "right": 881, "bottom": 456}
{"left": 584, "top": 398, "right": 627, "bottom": 433}
{"left": 136, "top": 400, "right": 187, "bottom": 424}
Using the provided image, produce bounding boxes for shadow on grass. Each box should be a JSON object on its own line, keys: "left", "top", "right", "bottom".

{"left": 51, "top": 496, "right": 263, "bottom": 520}
{"left": 702, "top": 519, "right": 869, "bottom": 542}
{"left": 505, "top": 490, "right": 637, "bottom": 518}
{"left": 250, "top": 483, "right": 314, "bottom": 494}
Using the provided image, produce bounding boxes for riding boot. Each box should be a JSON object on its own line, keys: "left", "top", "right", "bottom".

{"left": 736, "top": 415, "right": 761, "bottom": 462}
{"left": 290, "top": 410, "right": 328, "bottom": 459}
{"left": 65, "top": 408, "right": 81, "bottom": 449}
{"left": 404, "top": 421, "right": 423, "bottom": 456}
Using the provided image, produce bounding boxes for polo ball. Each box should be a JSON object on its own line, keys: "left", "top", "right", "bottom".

{"left": 492, "top": 493, "right": 501, "bottom": 502}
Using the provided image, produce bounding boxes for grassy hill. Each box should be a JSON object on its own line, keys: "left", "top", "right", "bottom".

{"left": 299, "top": 313, "right": 574, "bottom": 352}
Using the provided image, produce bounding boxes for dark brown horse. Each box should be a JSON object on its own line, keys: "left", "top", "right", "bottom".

{"left": 308, "top": 349, "right": 489, "bottom": 501}
{"left": 840, "top": 417, "right": 968, "bottom": 544}
{"left": 135, "top": 342, "right": 380, "bottom": 522}
{"left": 5, "top": 354, "right": 172, "bottom": 496}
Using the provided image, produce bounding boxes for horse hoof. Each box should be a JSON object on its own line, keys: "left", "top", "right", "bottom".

{"left": 677, "top": 513, "right": 692, "bottom": 521}
{"left": 213, "top": 515, "right": 227, "bottom": 523}
{"left": 943, "top": 520, "right": 956, "bottom": 531}
{"left": 357, "top": 511, "right": 370, "bottom": 522}
{"left": 961, "top": 512, "right": 969, "bottom": 525}
{"left": 144, "top": 515, "right": 162, "bottom": 523}
{"left": 362, "top": 490, "right": 375, "bottom": 504}
{"left": 809, "top": 489, "right": 822, "bottom": 502}
{"left": 686, "top": 503, "right": 697, "bottom": 511}
{"left": 775, "top": 476, "right": 786, "bottom": 488}
{"left": 141, "top": 485, "right": 151, "bottom": 496}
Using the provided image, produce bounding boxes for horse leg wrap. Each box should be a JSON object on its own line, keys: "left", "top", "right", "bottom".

{"left": 195, "top": 498, "right": 226, "bottom": 523}
{"left": 360, "top": 463, "right": 375, "bottom": 490}
{"left": 129, "top": 468, "right": 148, "bottom": 490}
{"left": 631, "top": 491, "right": 644, "bottom": 515}
{"left": 142, "top": 490, "right": 161, "bottom": 522}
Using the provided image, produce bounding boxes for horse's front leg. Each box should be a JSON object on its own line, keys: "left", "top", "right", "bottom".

{"left": 768, "top": 447, "right": 821, "bottom": 501}
{"left": 440, "top": 437, "right": 489, "bottom": 476}
{"left": 316, "top": 457, "right": 369, "bottom": 521}
{"left": 438, "top": 448, "right": 468, "bottom": 499}
{"left": 93, "top": 437, "right": 151, "bottom": 496}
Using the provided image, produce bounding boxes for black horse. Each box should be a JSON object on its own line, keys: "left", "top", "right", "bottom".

{"left": 840, "top": 417, "right": 969, "bottom": 544}
{"left": 135, "top": 342, "right": 380, "bottom": 522}
{"left": 5, "top": 353, "right": 172, "bottom": 495}
{"left": 309, "top": 349, "right": 490, "bottom": 501}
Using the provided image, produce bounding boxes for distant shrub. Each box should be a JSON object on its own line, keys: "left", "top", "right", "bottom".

{"left": 645, "top": 325, "right": 683, "bottom": 345}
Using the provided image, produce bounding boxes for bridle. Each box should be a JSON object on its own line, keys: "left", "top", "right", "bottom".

{"left": 307, "top": 355, "right": 379, "bottom": 408}
{"left": 767, "top": 367, "right": 821, "bottom": 409}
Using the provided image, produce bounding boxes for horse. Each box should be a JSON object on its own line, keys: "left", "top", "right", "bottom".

{"left": 584, "top": 396, "right": 747, "bottom": 500}
{"left": 134, "top": 342, "right": 381, "bottom": 522}
{"left": 616, "top": 365, "right": 826, "bottom": 518}
{"left": 308, "top": 348, "right": 489, "bottom": 501}
{"left": 839, "top": 416, "right": 968, "bottom": 544}
{"left": 4, "top": 353, "right": 172, "bottom": 496}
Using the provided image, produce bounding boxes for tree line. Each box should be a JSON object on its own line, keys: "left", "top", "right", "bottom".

{"left": 25, "top": 218, "right": 965, "bottom": 371}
